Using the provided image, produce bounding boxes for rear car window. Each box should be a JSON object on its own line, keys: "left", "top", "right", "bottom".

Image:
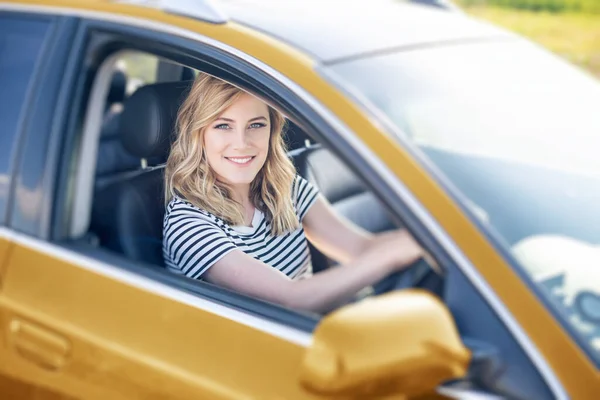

{"left": 0, "top": 13, "right": 52, "bottom": 224}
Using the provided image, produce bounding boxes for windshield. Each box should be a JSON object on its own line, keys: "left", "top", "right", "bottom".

{"left": 328, "top": 39, "right": 600, "bottom": 362}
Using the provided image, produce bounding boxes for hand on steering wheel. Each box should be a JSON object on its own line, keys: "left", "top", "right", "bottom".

{"left": 362, "top": 229, "right": 440, "bottom": 295}
{"left": 372, "top": 258, "right": 435, "bottom": 295}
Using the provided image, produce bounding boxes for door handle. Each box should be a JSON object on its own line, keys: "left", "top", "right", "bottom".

{"left": 9, "top": 319, "right": 71, "bottom": 370}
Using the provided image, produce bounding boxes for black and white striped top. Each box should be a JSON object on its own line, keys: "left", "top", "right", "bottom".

{"left": 163, "top": 175, "right": 320, "bottom": 280}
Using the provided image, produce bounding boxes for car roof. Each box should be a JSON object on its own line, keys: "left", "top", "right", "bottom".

{"left": 220, "top": 0, "right": 513, "bottom": 63}
{"left": 5, "top": 0, "right": 513, "bottom": 64}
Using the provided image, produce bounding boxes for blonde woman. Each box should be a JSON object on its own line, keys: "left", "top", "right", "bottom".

{"left": 163, "top": 73, "right": 424, "bottom": 313}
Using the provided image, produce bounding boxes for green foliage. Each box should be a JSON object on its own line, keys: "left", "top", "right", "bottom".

{"left": 458, "top": 0, "right": 600, "bottom": 13}
{"left": 460, "top": 5, "right": 600, "bottom": 79}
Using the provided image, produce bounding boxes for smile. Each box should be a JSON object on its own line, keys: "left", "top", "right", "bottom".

{"left": 225, "top": 156, "right": 255, "bottom": 165}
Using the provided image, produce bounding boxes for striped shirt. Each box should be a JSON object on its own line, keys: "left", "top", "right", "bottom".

{"left": 163, "top": 175, "right": 320, "bottom": 280}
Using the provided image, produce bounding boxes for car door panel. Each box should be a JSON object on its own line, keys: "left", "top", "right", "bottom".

{"left": 0, "top": 11, "right": 323, "bottom": 398}
{"left": 0, "top": 236, "right": 319, "bottom": 400}
{"left": 0, "top": 238, "right": 11, "bottom": 283}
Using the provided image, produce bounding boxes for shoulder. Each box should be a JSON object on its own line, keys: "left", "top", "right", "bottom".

{"left": 163, "top": 196, "right": 235, "bottom": 256}
{"left": 163, "top": 199, "right": 237, "bottom": 279}
{"left": 292, "top": 174, "right": 318, "bottom": 195}
{"left": 164, "top": 195, "right": 225, "bottom": 230}
{"left": 292, "top": 175, "right": 320, "bottom": 221}
{"left": 292, "top": 174, "right": 308, "bottom": 189}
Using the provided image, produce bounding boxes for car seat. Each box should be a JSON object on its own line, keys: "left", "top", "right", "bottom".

{"left": 91, "top": 80, "right": 192, "bottom": 265}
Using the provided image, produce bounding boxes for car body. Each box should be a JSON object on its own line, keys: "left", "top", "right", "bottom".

{"left": 0, "top": 0, "right": 599, "bottom": 399}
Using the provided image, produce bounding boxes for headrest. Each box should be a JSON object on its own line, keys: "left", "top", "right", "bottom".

{"left": 107, "top": 70, "right": 127, "bottom": 106}
{"left": 293, "top": 146, "right": 366, "bottom": 203}
{"left": 181, "top": 67, "right": 196, "bottom": 81}
{"left": 284, "top": 120, "right": 313, "bottom": 151}
{"left": 120, "top": 81, "right": 192, "bottom": 161}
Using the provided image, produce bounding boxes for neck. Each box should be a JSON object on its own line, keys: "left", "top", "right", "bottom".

{"left": 231, "top": 183, "right": 252, "bottom": 208}
{"left": 231, "top": 183, "right": 255, "bottom": 226}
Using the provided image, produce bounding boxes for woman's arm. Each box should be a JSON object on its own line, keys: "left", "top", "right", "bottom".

{"left": 303, "top": 195, "right": 411, "bottom": 264}
{"left": 203, "top": 229, "right": 422, "bottom": 313}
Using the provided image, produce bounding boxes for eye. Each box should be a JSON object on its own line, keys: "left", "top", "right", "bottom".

{"left": 249, "top": 122, "right": 267, "bottom": 129}
{"left": 214, "top": 123, "right": 230, "bottom": 130}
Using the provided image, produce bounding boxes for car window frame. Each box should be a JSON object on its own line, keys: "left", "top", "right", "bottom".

{"left": 48, "top": 19, "right": 331, "bottom": 333}
{"left": 40, "top": 15, "right": 459, "bottom": 332}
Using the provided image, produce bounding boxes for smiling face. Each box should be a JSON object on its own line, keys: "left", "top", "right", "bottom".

{"left": 203, "top": 93, "right": 271, "bottom": 194}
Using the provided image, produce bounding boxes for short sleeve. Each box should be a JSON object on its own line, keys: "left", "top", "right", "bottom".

{"left": 163, "top": 209, "right": 237, "bottom": 279}
{"left": 293, "top": 175, "right": 320, "bottom": 221}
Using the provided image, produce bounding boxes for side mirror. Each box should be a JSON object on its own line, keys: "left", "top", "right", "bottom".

{"left": 300, "top": 290, "right": 470, "bottom": 397}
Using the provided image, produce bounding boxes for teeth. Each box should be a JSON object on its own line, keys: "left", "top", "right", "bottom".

{"left": 228, "top": 157, "right": 252, "bottom": 164}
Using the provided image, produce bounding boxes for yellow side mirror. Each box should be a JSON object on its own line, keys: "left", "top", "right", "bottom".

{"left": 300, "top": 290, "right": 470, "bottom": 398}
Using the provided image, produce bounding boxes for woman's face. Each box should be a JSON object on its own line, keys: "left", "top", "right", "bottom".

{"left": 203, "top": 93, "right": 271, "bottom": 189}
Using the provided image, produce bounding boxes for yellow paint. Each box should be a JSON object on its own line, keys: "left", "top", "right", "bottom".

{"left": 301, "top": 290, "right": 470, "bottom": 397}
{"left": 2, "top": 0, "right": 599, "bottom": 397}
{"left": 0, "top": 373, "right": 78, "bottom": 400}
{"left": 0, "top": 237, "right": 11, "bottom": 287}
{"left": 0, "top": 243, "right": 320, "bottom": 399}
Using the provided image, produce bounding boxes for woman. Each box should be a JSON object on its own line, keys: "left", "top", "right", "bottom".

{"left": 163, "top": 73, "right": 424, "bottom": 313}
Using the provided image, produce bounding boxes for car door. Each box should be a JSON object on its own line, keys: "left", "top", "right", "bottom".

{"left": 0, "top": 7, "right": 330, "bottom": 400}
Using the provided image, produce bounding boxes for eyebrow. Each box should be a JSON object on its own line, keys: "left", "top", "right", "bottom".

{"left": 215, "top": 116, "right": 268, "bottom": 123}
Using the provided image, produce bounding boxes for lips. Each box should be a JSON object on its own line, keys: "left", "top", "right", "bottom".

{"left": 225, "top": 156, "right": 256, "bottom": 166}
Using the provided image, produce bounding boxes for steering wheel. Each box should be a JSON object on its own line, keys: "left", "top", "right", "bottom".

{"left": 372, "top": 258, "right": 436, "bottom": 295}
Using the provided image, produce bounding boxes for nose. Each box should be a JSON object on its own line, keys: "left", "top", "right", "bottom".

{"left": 232, "top": 128, "right": 249, "bottom": 149}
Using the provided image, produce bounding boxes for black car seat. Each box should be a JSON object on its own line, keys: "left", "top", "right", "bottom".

{"left": 292, "top": 145, "right": 397, "bottom": 272}
{"left": 95, "top": 70, "right": 141, "bottom": 189}
{"left": 106, "top": 68, "right": 127, "bottom": 111}
{"left": 284, "top": 119, "right": 313, "bottom": 152}
{"left": 90, "top": 80, "right": 192, "bottom": 265}
{"left": 181, "top": 67, "right": 196, "bottom": 81}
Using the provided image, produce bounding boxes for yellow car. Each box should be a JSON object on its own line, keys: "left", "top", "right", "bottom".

{"left": 1, "top": 0, "right": 599, "bottom": 399}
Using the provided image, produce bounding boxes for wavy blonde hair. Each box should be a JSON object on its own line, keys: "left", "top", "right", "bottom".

{"left": 165, "top": 73, "right": 299, "bottom": 235}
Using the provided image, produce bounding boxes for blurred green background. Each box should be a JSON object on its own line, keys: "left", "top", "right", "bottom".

{"left": 456, "top": 0, "right": 600, "bottom": 79}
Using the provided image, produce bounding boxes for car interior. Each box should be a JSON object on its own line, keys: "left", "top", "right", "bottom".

{"left": 88, "top": 57, "right": 402, "bottom": 277}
